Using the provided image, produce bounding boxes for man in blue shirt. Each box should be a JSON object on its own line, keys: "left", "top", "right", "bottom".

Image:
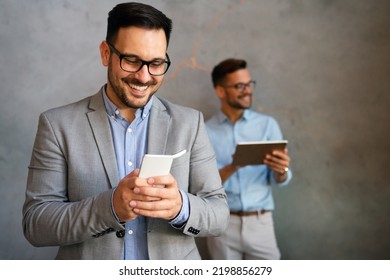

{"left": 23, "top": 2, "right": 229, "bottom": 260}
{"left": 206, "top": 58, "right": 292, "bottom": 260}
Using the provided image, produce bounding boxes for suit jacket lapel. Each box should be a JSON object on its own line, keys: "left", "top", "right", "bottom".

{"left": 147, "top": 97, "right": 170, "bottom": 155}
{"left": 87, "top": 90, "right": 119, "bottom": 188}
{"left": 145, "top": 98, "right": 170, "bottom": 232}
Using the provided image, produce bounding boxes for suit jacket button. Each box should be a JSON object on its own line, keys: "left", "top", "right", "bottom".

{"left": 188, "top": 226, "right": 199, "bottom": 235}
{"left": 116, "top": 230, "right": 125, "bottom": 238}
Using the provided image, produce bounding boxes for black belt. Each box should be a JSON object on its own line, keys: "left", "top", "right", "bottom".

{"left": 230, "top": 210, "right": 270, "bottom": 216}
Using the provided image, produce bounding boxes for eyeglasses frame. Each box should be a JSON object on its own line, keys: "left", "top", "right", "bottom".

{"left": 221, "top": 80, "right": 256, "bottom": 91}
{"left": 107, "top": 42, "right": 171, "bottom": 76}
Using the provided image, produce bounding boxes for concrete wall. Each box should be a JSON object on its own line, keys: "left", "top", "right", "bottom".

{"left": 1, "top": 0, "right": 389, "bottom": 259}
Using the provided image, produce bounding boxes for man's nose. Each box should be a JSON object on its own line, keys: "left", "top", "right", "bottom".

{"left": 134, "top": 64, "right": 152, "bottom": 83}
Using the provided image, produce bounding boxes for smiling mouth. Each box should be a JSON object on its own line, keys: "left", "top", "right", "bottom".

{"left": 238, "top": 94, "right": 252, "bottom": 99}
{"left": 129, "top": 83, "right": 149, "bottom": 91}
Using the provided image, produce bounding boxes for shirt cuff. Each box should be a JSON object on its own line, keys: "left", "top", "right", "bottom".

{"left": 272, "top": 169, "right": 292, "bottom": 186}
{"left": 111, "top": 187, "right": 125, "bottom": 226}
{"left": 169, "top": 189, "right": 190, "bottom": 228}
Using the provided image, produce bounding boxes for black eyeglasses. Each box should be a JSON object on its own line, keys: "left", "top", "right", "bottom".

{"left": 222, "top": 80, "right": 256, "bottom": 91}
{"left": 107, "top": 42, "right": 171, "bottom": 76}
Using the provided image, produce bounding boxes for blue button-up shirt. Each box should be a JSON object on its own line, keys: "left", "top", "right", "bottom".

{"left": 205, "top": 110, "right": 292, "bottom": 211}
{"left": 102, "top": 88, "right": 189, "bottom": 259}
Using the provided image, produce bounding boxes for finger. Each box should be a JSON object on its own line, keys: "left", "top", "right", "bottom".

{"left": 131, "top": 199, "right": 180, "bottom": 219}
{"left": 134, "top": 185, "right": 167, "bottom": 198}
{"left": 133, "top": 208, "right": 173, "bottom": 219}
{"left": 265, "top": 154, "right": 287, "bottom": 165}
{"left": 147, "top": 175, "right": 175, "bottom": 188}
{"left": 265, "top": 161, "right": 283, "bottom": 173}
{"left": 131, "top": 186, "right": 182, "bottom": 210}
{"left": 264, "top": 155, "right": 289, "bottom": 172}
{"left": 271, "top": 150, "right": 289, "bottom": 161}
{"left": 133, "top": 176, "right": 177, "bottom": 198}
{"left": 122, "top": 168, "right": 140, "bottom": 180}
{"left": 113, "top": 189, "right": 139, "bottom": 221}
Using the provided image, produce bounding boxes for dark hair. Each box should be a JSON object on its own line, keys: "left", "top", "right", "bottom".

{"left": 106, "top": 2, "right": 172, "bottom": 46}
{"left": 211, "top": 58, "right": 247, "bottom": 88}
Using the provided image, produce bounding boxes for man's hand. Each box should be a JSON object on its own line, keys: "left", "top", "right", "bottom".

{"left": 130, "top": 174, "right": 183, "bottom": 220}
{"left": 113, "top": 169, "right": 183, "bottom": 222}
{"left": 264, "top": 148, "right": 291, "bottom": 182}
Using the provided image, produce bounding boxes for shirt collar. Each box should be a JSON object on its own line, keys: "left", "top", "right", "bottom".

{"left": 242, "top": 109, "right": 250, "bottom": 120}
{"left": 216, "top": 109, "right": 250, "bottom": 123}
{"left": 102, "top": 85, "right": 153, "bottom": 121}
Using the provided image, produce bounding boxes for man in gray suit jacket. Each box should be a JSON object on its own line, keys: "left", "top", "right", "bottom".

{"left": 22, "top": 2, "right": 229, "bottom": 260}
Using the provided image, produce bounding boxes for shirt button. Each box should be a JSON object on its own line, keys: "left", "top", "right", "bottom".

{"left": 127, "top": 128, "right": 132, "bottom": 133}
{"left": 127, "top": 161, "right": 133, "bottom": 167}
{"left": 115, "top": 110, "right": 120, "bottom": 115}
{"left": 128, "top": 229, "right": 133, "bottom": 235}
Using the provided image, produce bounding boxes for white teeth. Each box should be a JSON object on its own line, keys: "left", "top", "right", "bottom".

{"left": 130, "top": 84, "right": 148, "bottom": 91}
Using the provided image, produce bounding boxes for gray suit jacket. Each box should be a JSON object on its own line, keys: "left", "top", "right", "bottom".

{"left": 23, "top": 88, "right": 229, "bottom": 260}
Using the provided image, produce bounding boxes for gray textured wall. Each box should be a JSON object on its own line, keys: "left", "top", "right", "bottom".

{"left": 1, "top": 0, "right": 389, "bottom": 260}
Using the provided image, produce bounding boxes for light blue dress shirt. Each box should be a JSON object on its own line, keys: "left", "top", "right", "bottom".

{"left": 102, "top": 88, "right": 189, "bottom": 259}
{"left": 205, "top": 110, "right": 292, "bottom": 211}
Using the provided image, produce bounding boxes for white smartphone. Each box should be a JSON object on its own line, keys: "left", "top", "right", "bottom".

{"left": 138, "top": 149, "right": 186, "bottom": 178}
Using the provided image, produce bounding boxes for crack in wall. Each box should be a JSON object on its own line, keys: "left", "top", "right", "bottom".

{"left": 166, "top": 0, "right": 247, "bottom": 81}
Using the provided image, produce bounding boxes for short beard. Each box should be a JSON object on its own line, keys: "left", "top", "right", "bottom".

{"left": 227, "top": 93, "right": 252, "bottom": 109}
{"left": 107, "top": 63, "right": 158, "bottom": 109}
{"left": 118, "top": 88, "right": 142, "bottom": 109}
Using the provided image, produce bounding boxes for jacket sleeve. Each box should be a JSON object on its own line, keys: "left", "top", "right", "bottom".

{"left": 22, "top": 112, "right": 123, "bottom": 247}
{"left": 180, "top": 112, "right": 230, "bottom": 237}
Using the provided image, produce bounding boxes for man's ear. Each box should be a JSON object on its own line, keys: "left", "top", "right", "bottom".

{"left": 215, "top": 85, "right": 226, "bottom": 99}
{"left": 99, "top": 41, "right": 110, "bottom": 67}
